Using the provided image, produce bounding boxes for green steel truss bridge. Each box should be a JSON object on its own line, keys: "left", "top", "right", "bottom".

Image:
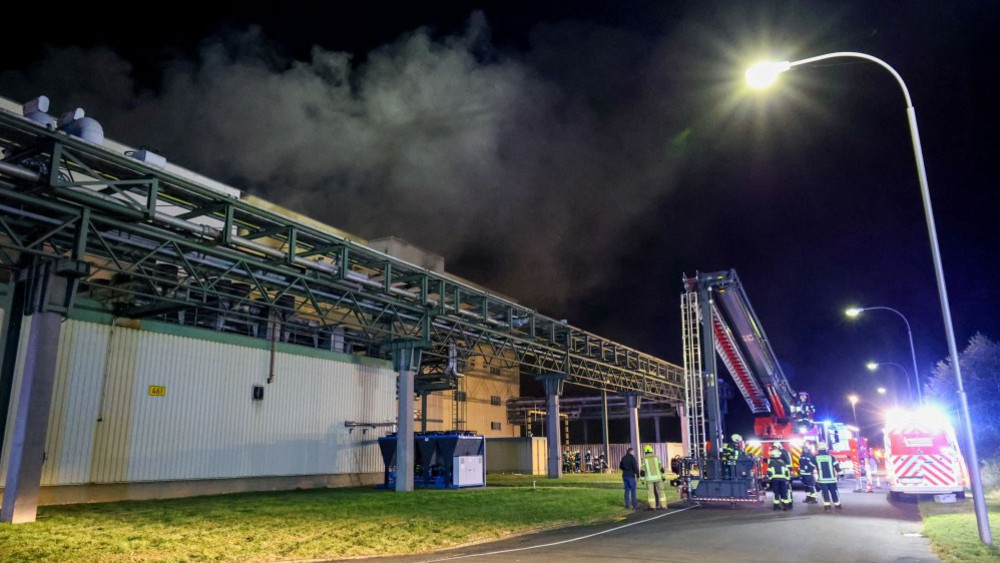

{"left": 0, "top": 98, "right": 684, "bottom": 403}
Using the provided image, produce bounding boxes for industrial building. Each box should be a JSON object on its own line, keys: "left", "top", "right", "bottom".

{"left": 0, "top": 93, "right": 684, "bottom": 523}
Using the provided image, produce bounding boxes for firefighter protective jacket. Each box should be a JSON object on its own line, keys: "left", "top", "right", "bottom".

{"left": 641, "top": 453, "right": 664, "bottom": 482}
{"left": 815, "top": 453, "right": 841, "bottom": 483}
{"left": 799, "top": 451, "right": 818, "bottom": 476}
{"left": 767, "top": 458, "right": 790, "bottom": 481}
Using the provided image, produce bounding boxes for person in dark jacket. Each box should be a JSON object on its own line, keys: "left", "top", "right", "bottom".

{"left": 798, "top": 443, "right": 819, "bottom": 504}
{"left": 619, "top": 447, "right": 641, "bottom": 509}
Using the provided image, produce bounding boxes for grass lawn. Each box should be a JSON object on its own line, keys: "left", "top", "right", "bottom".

{"left": 6, "top": 473, "right": 997, "bottom": 562}
{"left": 919, "top": 490, "right": 1000, "bottom": 563}
{"left": 0, "top": 473, "right": 664, "bottom": 562}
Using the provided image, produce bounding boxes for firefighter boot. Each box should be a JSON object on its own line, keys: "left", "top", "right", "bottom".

{"left": 773, "top": 503, "right": 781, "bottom": 511}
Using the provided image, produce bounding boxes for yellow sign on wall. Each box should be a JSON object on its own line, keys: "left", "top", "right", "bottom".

{"left": 148, "top": 385, "right": 166, "bottom": 397}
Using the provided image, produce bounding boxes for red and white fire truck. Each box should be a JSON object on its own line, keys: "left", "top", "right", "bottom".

{"left": 826, "top": 421, "right": 868, "bottom": 478}
{"left": 744, "top": 412, "right": 826, "bottom": 483}
{"left": 882, "top": 407, "right": 968, "bottom": 499}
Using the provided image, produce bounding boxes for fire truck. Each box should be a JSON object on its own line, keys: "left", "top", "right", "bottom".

{"left": 677, "top": 270, "right": 824, "bottom": 504}
{"left": 826, "top": 421, "right": 868, "bottom": 478}
{"left": 882, "top": 407, "right": 968, "bottom": 499}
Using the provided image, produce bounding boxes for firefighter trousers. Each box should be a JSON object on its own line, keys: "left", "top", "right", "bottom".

{"left": 645, "top": 480, "right": 666, "bottom": 508}
{"left": 818, "top": 481, "right": 841, "bottom": 506}
{"left": 771, "top": 479, "right": 791, "bottom": 508}
{"left": 801, "top": 475, "right": 817, "bottom": 501}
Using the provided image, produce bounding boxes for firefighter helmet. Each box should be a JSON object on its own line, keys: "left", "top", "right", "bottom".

{"left": 644, "top": 445, "right": 654, "bottom": 454}
{"left": 731, "top": 434, "right": 743, "bottom": 443}
{"left": 769, "top": 448, "right": 781, "bottom": 458}
{"left": 817, "top": 442, "right": 829, "bottom": 451}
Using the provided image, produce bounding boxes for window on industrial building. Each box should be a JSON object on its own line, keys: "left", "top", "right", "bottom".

{"left": 490, "top": 395, "right": 502, "bottom": 406}
{"left": 491, "top": 422, "right": 502, "bottom": 431}
{"left": 489, "top": 366, "right": 502, "bottom": 376}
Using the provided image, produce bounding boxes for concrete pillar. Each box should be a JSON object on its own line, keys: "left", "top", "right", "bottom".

{"left": 601, "top": 390, "right": 611, "bottom": 473}
{"left": 2, "top": 258, "right": 85, "bottom": 524}
{"left": 396, "top": 365, "right": 415, "bottom": 492}
{"left": 654, "top": 415, "right": 662, "bottom": 443}
{"left": 386, "top": 340, "right": 423, "bottom": 493}
{"left": 538, "top": 374, "right": 565, "bottom": 478}
{"left": 1, "top": 311, "right": 62, "bottom": 523}
{"left": 625, "top": 392, "right": 642, "bottom": 456}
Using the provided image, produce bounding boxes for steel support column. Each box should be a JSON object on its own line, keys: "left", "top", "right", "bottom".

{"left": 538, "top": 373, "right": 566, "bottom": 478}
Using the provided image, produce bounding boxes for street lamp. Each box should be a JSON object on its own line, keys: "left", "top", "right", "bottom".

{"left": 847, "top": 394, "right": 862, "bottom": 491}
{"left": 847, "top": 306, "right": 922, "bottom": 405}
{"left": 866, "top": 361, "right": 912, "bottom": 402}
{"left": 746, "top": 52, "right": 991, "bottom": 545}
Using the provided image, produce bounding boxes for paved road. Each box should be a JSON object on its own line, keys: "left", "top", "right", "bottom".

{"left": 331, "top": 488, "right": 941, "bottom": 563}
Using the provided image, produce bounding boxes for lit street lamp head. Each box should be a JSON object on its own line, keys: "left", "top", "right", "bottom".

{"left": 745, "top": 61, "right": 791, "bottom": 89}
{"left": 866, "top": 361, "right": 878, "bottom": 371}
{"left": 845, "top": 307, "right": 865, "bottom": 317}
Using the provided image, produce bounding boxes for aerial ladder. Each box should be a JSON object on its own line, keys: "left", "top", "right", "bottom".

{"left": 677, "top": 269, "right": 816, "bottom": 505}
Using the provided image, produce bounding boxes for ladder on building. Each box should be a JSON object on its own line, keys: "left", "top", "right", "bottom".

{"left": 681, "top": 289, "right": 707, "bottom": 459}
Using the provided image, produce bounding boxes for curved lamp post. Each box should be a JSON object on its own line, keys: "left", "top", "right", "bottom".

{"left": 865, "top": 360, "right": 913, "bottom": 403}
{"left": 847, "top": 306, "right": 922, "bottom": 405}
{"left": 746, "top": 52, "right": 991, "bottom": 545}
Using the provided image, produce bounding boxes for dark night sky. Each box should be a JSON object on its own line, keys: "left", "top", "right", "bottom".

{"left": 1, "top": 1, "right": 998, "bottom": 441}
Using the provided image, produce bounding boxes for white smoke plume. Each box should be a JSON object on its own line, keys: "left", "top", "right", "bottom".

{"left": 0, "top": 11, "right": 697, "bottom": 318}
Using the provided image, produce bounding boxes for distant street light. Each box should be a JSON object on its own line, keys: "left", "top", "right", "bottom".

{"left": 877, "top": 387, "right": 887, "bottom": 395}
{"left": 747, "top": 51, "right": 990, "bottom": 544}
{"left": 847, "top": 306, "right": 922, "bottom": 405}
{"left": 866, "top": 360, "right": 912, "bottom": 401}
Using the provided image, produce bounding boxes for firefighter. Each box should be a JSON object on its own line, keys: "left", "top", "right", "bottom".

{"left": 640, "top": 445, "right": 667, "bottom": 510}
{"left": 770, "top": 442, "right": 791, "bottom": 466}
{"left": 720, "top": 439, "right": 738, "bottom": 479}
{"left": 766, "top": 447, "right": 792, "bottom": 510}
{"left": 815, "top": 442, "right": 843, "bottom": 511}
{"left": 798, "top": 441, "right": 819, "bottom": 504}
{"left": 731, "top": 433, "right": 745, "bottom": 453}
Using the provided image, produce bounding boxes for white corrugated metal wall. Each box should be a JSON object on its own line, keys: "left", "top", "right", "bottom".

{"left": 1, "top": 317, "right": 396, "bottom": 486}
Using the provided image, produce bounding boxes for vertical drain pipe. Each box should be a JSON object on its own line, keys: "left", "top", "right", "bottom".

{"left": 267, "top": 310, "right": 278, "bottom": 384}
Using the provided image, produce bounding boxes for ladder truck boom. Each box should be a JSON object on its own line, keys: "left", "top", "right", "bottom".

{"left": 677, "top": 269, "right": 817, "bottom": 505}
